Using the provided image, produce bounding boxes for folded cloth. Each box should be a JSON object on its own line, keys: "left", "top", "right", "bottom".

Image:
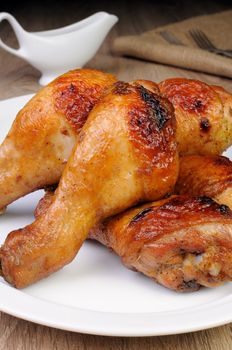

{"left": 112, "top": 10, "right": 232, "bottom": 79}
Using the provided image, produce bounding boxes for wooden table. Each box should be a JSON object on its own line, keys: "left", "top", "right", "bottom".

{"left": 0, "top": 1, "right": 231, "bottom": 349}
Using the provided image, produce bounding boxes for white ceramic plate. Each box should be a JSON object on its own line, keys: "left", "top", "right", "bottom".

{"left": 0, "top": 94, "right": 231, "bottom": 336}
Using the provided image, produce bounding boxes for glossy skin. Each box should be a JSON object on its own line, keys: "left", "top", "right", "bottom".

{"left": 176, "top": 155, "right": 232, "bottom": 209}
{"left": 0, "top": 69, "right": 116, "bottom": 210}
{"left": 98, "top": 196, "right": 232, "bottom": 292}
{"left": 36, "top": 193, "right": 232, "bottom": 292}
{"left": 0, "top": 82, "right": 178, "bottom": 288}
{"left": 159, "top": 78, "right": 232, "bottom": 155}
{"left": 1, "top": 75, "right": 231, "bottom": 211}
{"left": 131, "top": 79, "right": 160, "bottom": 94}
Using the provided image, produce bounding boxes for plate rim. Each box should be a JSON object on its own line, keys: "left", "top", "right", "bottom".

{"left": 0, "top": 282, "right": 231, "bottom": 336}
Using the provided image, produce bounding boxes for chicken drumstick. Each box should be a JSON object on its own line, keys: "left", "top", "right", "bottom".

{"left": 1, "top": 75, "right": 231, "bottom": 211}
{"left": 0, "top": 81, "right": 178, "bottom": 288}
{"left": 0, "top": 69, "right": 116, "bottom": 210}
{"left": 35, "top": 192, "right": 232, "bottom": 292}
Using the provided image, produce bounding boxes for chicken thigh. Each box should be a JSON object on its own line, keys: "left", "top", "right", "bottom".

{"left": 91, "top": 195, "right": 232, "bottom": 292}
{"left": 159, "top": 78, "right": 232, "bottom": 155}
{"left": 176, "top": 155, "right": 232, "bottom": 209}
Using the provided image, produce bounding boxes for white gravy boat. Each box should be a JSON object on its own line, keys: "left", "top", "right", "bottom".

{"left": 0, "top": 12, "right": 118, "bottom": 85}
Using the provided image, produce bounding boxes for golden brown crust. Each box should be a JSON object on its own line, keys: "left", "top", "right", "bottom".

{"left": 54, "top": 69, "right": 116, "bottom": 133}
{"left": 159, "top": 78, "right": 232, "bottom": 155}
{"left": 176, "top": 155, "right": 232, "bottom": 198}
{"left": 160, "top": 78, "right": 216, "bottom": 114}
{"left": 126, "top": 84, "right": 178, "bottom": 200}
{"left": 92, "top": 196, "right": 232, "bottom": 292}
{"left": 1, "top": 74, "right": 231, "bottom": 211}
{"left": 0, "top": 69, "right": 116, "bottom": 210}
{"left": 36, "top": 191, "right": 232, "bottom": 292}
{"left": 0, "top": 81, "right": 178, "bottom": 288}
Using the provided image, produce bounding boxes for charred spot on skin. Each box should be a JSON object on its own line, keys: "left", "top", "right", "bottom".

{"left": 113, "top": 82, "right": 131, "bottom": 95}
{"left": 198, "top": 197, "right": 231, "bottom": 216}
{"left": 69, "top": 83, "right": 76, "bottom": 93}
{"left": 139, "top": 86, "right": 169, "bottom": 130}
{"left": 198, "top": 196, "right": 215, "bottom": 205}
{"left": 194, "top": 99, "right": 203, "bottom": 109}
{"left": 130, "top": 208, "right": 153, "bottom": 224}
{"left": 200, "top": 118, "right": 211, "bottom": 133}
{"left": 217, "top": 204, "right": 231, "bottom": 216}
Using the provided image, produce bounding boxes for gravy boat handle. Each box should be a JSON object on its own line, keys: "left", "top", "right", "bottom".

{"left": 0, "top": 12, "right": 25, "bottom": 58}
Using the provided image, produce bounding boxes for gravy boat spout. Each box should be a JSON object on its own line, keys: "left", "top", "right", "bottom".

{"left": 0, "top": 12, "right": 118, "bottom": 85}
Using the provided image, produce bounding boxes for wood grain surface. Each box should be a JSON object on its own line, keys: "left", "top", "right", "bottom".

{"left": 0, "top": 1, "right": 231, "bottom": 349}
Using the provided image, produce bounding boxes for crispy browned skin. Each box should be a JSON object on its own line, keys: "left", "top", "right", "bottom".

{"left": 93, "top": 196, "right": 232, "bottom": 292}
{"left": 36, "top": 193, "right": 232, "bottom": 292}
{"left": 159, "top": 78, "right": 232, "bottom": 155}
{"left": 0, "top": 82, "right": 178, "bottom": 288}
{"left": 0, "top": 69, "right": 116, "bottom": 210}
{"left": 176, "top": 155, "right": 232, "bottom": 209}
{"left": 2, "top": 75, "right": 231, "bottom": 211}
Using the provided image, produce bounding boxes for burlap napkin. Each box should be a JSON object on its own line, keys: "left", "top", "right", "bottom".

{"left": 112, "top": 10, "right": 232, "bottom": 78}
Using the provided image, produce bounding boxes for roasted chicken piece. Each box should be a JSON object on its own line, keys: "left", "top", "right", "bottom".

{"left": 0, "top": 69, "right": 116, "bottom": 210}
{"left": 176, "top": 155, "right": 232, "bottom": 209}
{"left": 1, "top": 75, "right": 231, "bottom": 211}
{"left": 91, "top": 195, "right": 232, "bottom": 292}
{"left": 159, "top": 78, "right": 232, "bottom": 155}
{"left": 35, "top": 193, "right": 232, "bottom": 292}
{"left": 0, "top": 82, "right": 178, "bottom": 288}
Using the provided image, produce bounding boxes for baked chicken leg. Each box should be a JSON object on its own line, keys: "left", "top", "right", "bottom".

{"left": 159, "top": 78, "right": 232, "bottom": 155}
{"left": 1, "top": 75, "right": 231, "bottom": 210}
{"left": 35, "top": 193, "right": 232, "bottom": 292}
{"left": 0, "top": 82, "right": 178, "bottom": 288}
{"left": 176, "top": 155, "right": 232, "bottom": 209}
{"left": 0, "top": 69, "right": 116, "bottom": 210}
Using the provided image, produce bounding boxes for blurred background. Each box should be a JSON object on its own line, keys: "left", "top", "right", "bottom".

{"left": 2, "top": 0, "right": 232, "bottom": 32}
{"left": 0, "top": 0, "right": 232, "bottom": 98}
